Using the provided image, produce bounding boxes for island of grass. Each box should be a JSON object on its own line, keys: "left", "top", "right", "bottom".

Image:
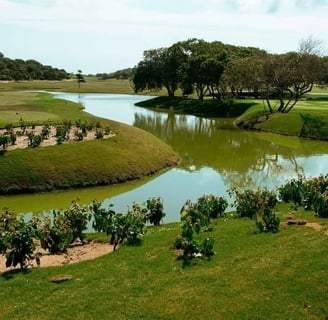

{"left": 0, "top": 91, "right": 179, "bottom": 194}
{"left": 136, "top": 88, "right": 328, "bottom": 140}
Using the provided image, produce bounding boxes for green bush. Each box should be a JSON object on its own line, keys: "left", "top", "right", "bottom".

{"left": 145, "top": 197, "right": 165, "bottom": 226}
{"left": 256, "top": 208, "right": 280, "bottom": 233}
{"left": 229, "top": 188, "right": 277, "bottom": 219}
{"left": 63, "top": 201, "right": 91, "bottom": 243}
{"left": 175, "top": 199, "right": 215, "bottom": 259}
{"left": 38, "top": 214, "right": 73, "bottom": 254}
{"left": 277, "top": 176, "right": 303, "bottom": 207}
{"left": 92, "top": 201, "right": 146, "bottom": 251}
{"left": 196, "top": 194, "right": 228, "bottom": 219}
{"left": 313, "top": 191, "right": 328, "bottom": 218}
{"left": 0, "top": 208, "right": 39, "bottom": 269}
{"left": 95, "top": 129, "right": 104, "bottom": 139}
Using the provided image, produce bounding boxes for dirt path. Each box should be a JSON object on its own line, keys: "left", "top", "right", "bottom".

{"left": 0, "top": 241, "right": 114, "bottom": 274}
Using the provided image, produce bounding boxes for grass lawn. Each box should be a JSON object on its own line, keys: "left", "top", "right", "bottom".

{"left": 235, "top": 94, "right": 328, "bottom": 139}
{"left": 0, "top": 203, "right": 327, "bottom": 320}
{"left": 0, "top": 78, "right": 136, "bottom": 94}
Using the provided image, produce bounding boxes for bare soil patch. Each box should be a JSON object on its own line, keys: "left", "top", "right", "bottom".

{"left": 0, "top": 241, "right": 114, "bottom": 274}
{"left": 306, "top": 222, "right": 328, "bottom": 235}
{"left": 0, "top": 125, "right": 114, "bottom": 151}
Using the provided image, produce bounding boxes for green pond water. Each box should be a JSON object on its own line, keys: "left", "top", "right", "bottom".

{"left": 1, "top": 93, "right": 328, "bottom": 223}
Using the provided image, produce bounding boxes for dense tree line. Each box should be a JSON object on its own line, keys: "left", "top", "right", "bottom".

{"left": 132, "top": 37, "right": 328, "bottom": 113}
{"left": 0, "top": 52, "right": 70, "bottom": 81}
{"left": 96, "top": 68, "right": 133, "bottom": 80}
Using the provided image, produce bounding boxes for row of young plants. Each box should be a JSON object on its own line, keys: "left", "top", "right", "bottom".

{"left": 1, "top": 174, "right": 327, "bottom": 270}
{"left": 0, "top": 118, "right": 111, "bottom": 150}
{"left": 0, "top": 197, "right": 166, "bottom": 269}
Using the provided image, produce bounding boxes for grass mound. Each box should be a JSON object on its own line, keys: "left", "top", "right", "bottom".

{"left": 0, "top": 92, "right": 178, "bottom": 194}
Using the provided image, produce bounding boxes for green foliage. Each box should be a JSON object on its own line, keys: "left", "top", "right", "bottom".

{"left": 55, "top": 125, "right": 69, "bottom": 144}
{"left": 277, "top": 176, "right": 303, "bottom": 207}
{"left": 0, "top": 54, "right": 69, "bottom": 81}
{"left": 229, "top": 188, "right": 277, "bottom": 219}
{"left": 313, "top": 191, "right": 328, "bottom": 218}
{"left": 92, "top": 201, "right": 147, "bottom": 251}
{"left": 196, "top": 194, "right": 228, "bottom": 219}
{"left": 38, "top": 214, "right": 73, "bottom": 253}
{"left": 278, "top": 174, "right": 328, "bottom": 213}
{"left": 41, "top": 124, "right": 51, "bottom": 139}
{"left": 145, "top": 197, "right": 165, "bottom": 226}
{"left": 95, "top": 129, "right": 104, "bottom": 139}
{"left": 27, "top": 132, "right": 42, "bottom": 147}
{"left": 62, "top": 200, "right": 91, "bottom": 243}
{"left": 0, "top": 207, "right": 39, "bottom": 269}
{"left": 176, "top": 199, "right": 215, "bottom": 259}
{"left": 256, "top": 208, "right": 280, "bottom": 233}
{"left": 229, "top": 188, "right": 279, "bottom": 233}
{"left": 0, "top": 134, "right": 9, "bottom": 150}
{"left": 74, "top": 130, "right": 84, "bottom": 141}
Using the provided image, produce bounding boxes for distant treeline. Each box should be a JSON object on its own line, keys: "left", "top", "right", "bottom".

{"left": 96, "top": 68, "right": 133, "bottom": 80}
{"left": 0, "top": 52, "right": 70, "bottom": 81}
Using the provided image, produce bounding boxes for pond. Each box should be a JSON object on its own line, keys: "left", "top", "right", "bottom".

{"left": 1, "top": 93, "right": 328, "bottom": 223}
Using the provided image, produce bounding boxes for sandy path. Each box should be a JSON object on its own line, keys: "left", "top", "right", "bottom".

{"left": 0, "top": 241, "right": 114, "bottom": 273}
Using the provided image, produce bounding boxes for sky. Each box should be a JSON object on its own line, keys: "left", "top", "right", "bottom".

{"left": 0, "top": 0, "right": 327, "bottom": 74}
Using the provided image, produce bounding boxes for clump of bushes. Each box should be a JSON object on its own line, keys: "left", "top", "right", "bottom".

{"left": 229, "top": 188, "right": 280, "bottom": 233}
{"left": 278, "top": 174, "right": 328, "bottom": 217}
{"left": 174, "top": 195, "right": 228, "bottom": 260}
{"left": 0, "top": 208, "right": 40, "bottom": 269}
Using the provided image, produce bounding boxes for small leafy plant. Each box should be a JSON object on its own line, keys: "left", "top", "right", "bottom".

{"left": 0, "top": 208, "right": 39, "bottom": 269}
{"left": 145, "top": 197, "right": 165, "bottom": 226}
{"left": 92, "top": 201, "right": 146, "bottom": 251}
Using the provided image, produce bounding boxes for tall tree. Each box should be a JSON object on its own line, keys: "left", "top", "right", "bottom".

{"left": 133, "top": 44, "right": 187, "bottom": 97}
{"left": 76, "top": 70, "right": 85, "bottom": 88}
{"left": 260, "top": 51, "right": 325, "bottom": 113}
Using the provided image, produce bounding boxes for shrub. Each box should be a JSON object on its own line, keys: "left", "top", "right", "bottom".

{"left": 63, "top": 201, "right": 91, "bottom": 243}
{"left": 196, "top": 194, "right": 228, "bottom": 219}
{"left": 175, "top": 199, "right": 215, "bottom": 259}
{"left": 75, "top": 130, "right": 84, "bottom": 141}
{"left": 229, "top": 188, "right": 279, "bottom": 233}
{"left": 0, "top": 208, "right": 39, "bottom": 269}
{"left": 277, "top": 176, "right": 304, "bottom": 207}
{"left": 313, "top": 191, "right": 328, "bottom": 218}
{"left": 229, "top": 188, "right": 277, "bottom": 219}
{"left": 0, "top": 134, "right": 9, "bottom": 150}
{"left": 92, "top": 201, "right": 146, "bottom": 251}
{"left": 27, "top": 132, "right": 42, "bottom": 147}
{"left": 38, "top": 214, "right": 73, "bottom": 253}
{"left": 256, "top": 208, "right": 280, "bottom": 233}
{"left": 145, "top": 197, "right": 165, "bottom": 226}
{"left": 95, "top": 129, "right": 104, "bottom": 139}
{"left": 41, "top": 124, "right": 51, "bottom": 139}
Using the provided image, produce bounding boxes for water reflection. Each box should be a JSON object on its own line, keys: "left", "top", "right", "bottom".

{"left": 133, "top": 111, "right": 328, "bottom": 190}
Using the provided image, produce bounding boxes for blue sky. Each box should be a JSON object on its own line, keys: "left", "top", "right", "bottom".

{"left": 0, "top": 0, "right": 327, "bottom": 74}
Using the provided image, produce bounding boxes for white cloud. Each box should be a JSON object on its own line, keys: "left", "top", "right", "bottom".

{"left": 0, "top": 0, "right": 327, "bottom": 73}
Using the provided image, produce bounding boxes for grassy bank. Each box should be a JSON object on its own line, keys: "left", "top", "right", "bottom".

{"left": 0, "top": 91, "right": 178, "bottom": 194}
{"left": 136, "top": 91, "right": 328, "bottom": 140}
{"left": 0, "top": 203, "right": 327, "bottom": 320}
{"left": 235, "top": 90, "right": 328, "bottom": 140}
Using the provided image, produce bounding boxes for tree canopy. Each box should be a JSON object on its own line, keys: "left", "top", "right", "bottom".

{"left": 132, "top": 38, "right": 328, "bottom": 113}
{"left": 0, "top": 53, "right": 70, "bottom": 81}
